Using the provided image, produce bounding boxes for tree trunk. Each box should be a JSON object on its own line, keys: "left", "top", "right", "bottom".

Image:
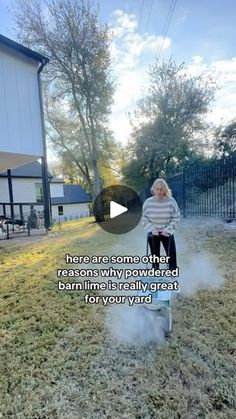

{"left": 92, "top": 159, "right": 104, "bottom": 222}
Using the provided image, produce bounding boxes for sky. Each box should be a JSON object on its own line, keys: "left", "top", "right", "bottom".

{"left": 1, "top": 0, "right": 236, "bottom": 149}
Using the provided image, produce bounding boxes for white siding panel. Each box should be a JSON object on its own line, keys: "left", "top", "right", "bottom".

{"left": 13, "top": 178, "right": 37, "bottom": 202}
{"left": 50, "top": 183, "right": 64, "bottom": 198}
{"left": 0, "top": 50, "right": 43, "bottom": 156}
{"left": 0, "top": 56, "right": 10, "bottom": 148}
{"left": 0, "top": 178, "right": 38, "bottom": 203}
{"left": 52, "top": 203, "right": 90, "bottom": 220}
{"left": 0, "top": 178, "right": 9, "bottom": 202}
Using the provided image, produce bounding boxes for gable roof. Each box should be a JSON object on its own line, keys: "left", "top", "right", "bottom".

{"left": 51, "top": 185, "right": 91, "bottom": 205}
{"left": 0, "top": 34, "right": 49, "bottom": 65}
{"left": 0, "top": 161, "right": 53, "bottom": 178}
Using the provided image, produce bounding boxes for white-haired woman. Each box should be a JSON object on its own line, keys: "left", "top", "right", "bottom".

{"left": 141, "top": 178, "right": 180, "bottom": 270}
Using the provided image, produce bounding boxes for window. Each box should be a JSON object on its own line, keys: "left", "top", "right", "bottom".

{"left": 58, "top": 206, "right": 63, "bottom": 215}
{"left": 35, "top": 183, "right": 43, "bottom": 203}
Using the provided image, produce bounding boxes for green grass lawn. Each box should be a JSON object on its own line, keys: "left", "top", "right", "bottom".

{"left": 0, "top": 218, "right": 235, "bottom": 418}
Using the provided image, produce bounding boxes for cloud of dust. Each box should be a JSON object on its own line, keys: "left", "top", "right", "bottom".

{"left": 105, "top": 304, "right": 166, "bottom": 346}
{"left": 105, "top": 251, "right": 225, "bottom": 345}
{"left": 178, "top": 252, "right": 224, "bottom": 296}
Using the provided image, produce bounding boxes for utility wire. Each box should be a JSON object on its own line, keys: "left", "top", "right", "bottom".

{"left": 138, "top": 0, "right": 145, "bottom": 31}
{"left": 155, "top": 0, "right": 175, "bottom": 59}
{"left": 155, "top": 0, "right": 178, "bottom": 62}
{"left": 145, "top": 0, "right": 154, "bottom": 33}
{"left": 156, "top": 0, "right": 177, "bottom": 60}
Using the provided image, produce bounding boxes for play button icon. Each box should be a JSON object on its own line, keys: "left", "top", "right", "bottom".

{"left": 93, "top": 185, "right": 142, "bottom": 234}
{"left": 110, "top": 201, "right": 128, "bottom": 219}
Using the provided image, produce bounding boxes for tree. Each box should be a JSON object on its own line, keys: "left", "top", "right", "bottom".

{"left": 123, "top": 59, "right": 216, "bottom": 188}
{"left": 122, "top": 157, "right": 148, "bottom": 191}
{"left": 214, "top": 120, "right": 236, "bottom": 158}
{"left": 45, "top": 100, "right": 118, "bottom": 188}
{"left": 99, "top": 141, "right": 131, "bottom": 187}
{"left": 13, "top": 0, "right": 114, "bottom": 220}
{"left": 48, "top": 157, "right": 86, "bottom": 186}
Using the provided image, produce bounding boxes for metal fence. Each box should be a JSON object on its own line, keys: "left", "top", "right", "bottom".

{"left": 0, "top": 203, "right": 45, "bottom": 240}
{"left": 0, "top": 202, "right": 91, "bottom": 240}
{"left": 167, "top": 155, "right": 236, "bottom": 219}
{"left": 52, "top": 213, "right": 89, "bottom": 224}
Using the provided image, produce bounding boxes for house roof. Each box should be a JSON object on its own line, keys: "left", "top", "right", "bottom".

{"left": 51, "top": 177, "right": 64, "bottom": 183}
{"left": 51, "top": 185, "right": 91, "bottom": 205}
{"left": 0, "top": 161, "right": 53, "bottom": 178}
{"left": 0, "top": 34, "right": 49, "bottom": 65}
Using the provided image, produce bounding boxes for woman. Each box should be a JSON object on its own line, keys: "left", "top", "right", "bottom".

{"left": 141, "top": 178, "right": 180, "bottom": 270}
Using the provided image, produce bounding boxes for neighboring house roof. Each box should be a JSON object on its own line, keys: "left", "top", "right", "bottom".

{"left": 51, "top": 177, "right": 64, "bottom": 183}
{"left": 51, "top": 185, "right": 91, "bottom": 205}
{"left": 0, "top": 161, "right": 53, "bottom": 179}
{"left": 0, "top": 34, "right": 49, "bottom": 65}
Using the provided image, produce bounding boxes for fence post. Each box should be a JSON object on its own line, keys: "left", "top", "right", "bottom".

{"left": 6, "top": 222, "right": 9, "bottom": 239}
{"left": 182, "top": 169, "right": 186, "bottom": 218}
{"left": 232, "top": 156, "right": 235, "bottom": 219}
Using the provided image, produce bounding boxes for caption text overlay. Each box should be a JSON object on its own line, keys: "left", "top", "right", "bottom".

{"left": 57, "top": 254, "right": 179, "bottom": 306}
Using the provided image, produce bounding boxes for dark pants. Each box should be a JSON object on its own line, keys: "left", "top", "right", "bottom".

{"left": 147, "top": 234, "right": 177, "bottom": 270}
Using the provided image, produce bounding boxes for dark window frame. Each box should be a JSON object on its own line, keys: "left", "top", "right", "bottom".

{"left": 58, "top": 205, "right": 63, "bottom": 215}
{"left": 35, "top": 183, "right": 43, "bottom": 203}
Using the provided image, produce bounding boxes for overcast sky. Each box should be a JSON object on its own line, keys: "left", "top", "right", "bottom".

{"left": 1, "top": 0, "right": 236, "bottom": 147}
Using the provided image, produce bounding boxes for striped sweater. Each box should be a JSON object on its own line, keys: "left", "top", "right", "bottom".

{"left": 141, "top": 196, "right": 180, "bottom": 235}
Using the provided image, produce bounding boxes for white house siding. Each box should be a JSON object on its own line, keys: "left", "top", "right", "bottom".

{"left": 52, "top": 203, "right": 89, "bottom": 221}
{"left": 0, "top": 178, "right": 65, "bottom": 202}
{"left": 13, "top": 178, "right": 40, "bottom": 203}
{"left": 0, "top": 48, "right": 44, "bottom": 171}
{"left": 0, "top": 177, "right": 43, "bottom": 218}
{"left": 50, "top": 182, "right": 64, "bottom": 198}
{"left": 0, "top": 176, "right": 90, "bottom": 220}
{"left": 0, "top": 178, "right": 39, "bottom": 203}
{"left": 0, "top": 178, "right": 9, "bottom": 202}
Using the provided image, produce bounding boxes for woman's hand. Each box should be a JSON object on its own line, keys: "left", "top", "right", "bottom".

{"left": 161, "top": 231, "right": 170, "bottom": 237}
{"left": 152, "top": 228, "right": 170, "bottom": 237}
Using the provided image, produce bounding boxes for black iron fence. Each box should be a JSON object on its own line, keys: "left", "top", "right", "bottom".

{"left": 167, "top": 155, "right": 236, "bottom": 219}
{"left": 0, "top": 203, "right": 45, "bottom": 240}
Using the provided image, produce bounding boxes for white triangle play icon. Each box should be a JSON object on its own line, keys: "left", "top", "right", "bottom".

{"left": 110, "top": 201, "right": 128, "bottom": 219}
